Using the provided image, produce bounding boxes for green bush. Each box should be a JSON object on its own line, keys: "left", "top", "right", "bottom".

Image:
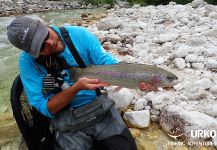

{"left": 128, "top": 0, "right": 217, "bottom": 5}
{"left": 83, "top": 0, "right": 115, "bottom": 5}
{"left": 47, "top": 0, "right": 217, "bottom": 5}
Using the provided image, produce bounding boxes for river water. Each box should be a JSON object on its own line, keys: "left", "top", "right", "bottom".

{"left": 0, "top": 8, "right": 106, "bottom": 113}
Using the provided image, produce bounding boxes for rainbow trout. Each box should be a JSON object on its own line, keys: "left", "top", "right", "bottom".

{"left": 70, "top": 62, "right": 178, "bottom": 89}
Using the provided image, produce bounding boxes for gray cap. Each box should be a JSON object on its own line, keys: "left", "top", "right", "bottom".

{"left": 7, "top": 16, "right": 48, "bottom": 58}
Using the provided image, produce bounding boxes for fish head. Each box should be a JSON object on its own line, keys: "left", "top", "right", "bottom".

{"left": 152, "top": 71, "right": 178, "bottom": 88}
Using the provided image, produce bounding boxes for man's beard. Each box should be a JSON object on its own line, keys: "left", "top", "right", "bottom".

{"left": 50, "top": 41, "right": 64, "bottom": 56}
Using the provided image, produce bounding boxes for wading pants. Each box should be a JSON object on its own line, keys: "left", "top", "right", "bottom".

{"left": 51, "top": 95, "right": 137, "bottom": 150}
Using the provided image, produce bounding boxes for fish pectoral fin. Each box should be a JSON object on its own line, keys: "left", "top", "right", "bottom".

{"left": 100, "top": 89, "right": 108, "bottom": 95}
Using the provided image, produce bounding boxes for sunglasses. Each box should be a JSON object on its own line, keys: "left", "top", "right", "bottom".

{"left": 40, "top": 32, "right": 50, "bottom": 52}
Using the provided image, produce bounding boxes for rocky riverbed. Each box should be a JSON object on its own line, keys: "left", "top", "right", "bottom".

{"left": 87, "top": 0, "right": 217, "bottom": 148}
{"left": 1, "top": 0, "right": 217, "bottom": 149}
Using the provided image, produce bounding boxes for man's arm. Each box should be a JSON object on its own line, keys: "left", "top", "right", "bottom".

{"left": 47, "top": 77, "right": 109, "bottom": 114}
{"left": 82, "top": 28, "right": 118, "bottom": 65}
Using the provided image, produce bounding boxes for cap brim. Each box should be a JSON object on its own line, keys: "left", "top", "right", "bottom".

{"left": 29, "top": 21, "right": 48, "bottom": 58}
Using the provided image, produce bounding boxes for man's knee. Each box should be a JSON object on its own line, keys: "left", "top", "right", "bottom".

{"left": 94, "top": 127, "right": 137, "bottom": 150}
{"left": 120, "top": 127, "right": 137, "bottom": 150}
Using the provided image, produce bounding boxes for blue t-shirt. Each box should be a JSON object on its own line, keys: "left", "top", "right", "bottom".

{"left": 19, "top": 26, "right": 118, "bottom": 118}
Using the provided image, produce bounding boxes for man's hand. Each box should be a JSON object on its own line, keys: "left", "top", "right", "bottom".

{"left": 48, "top": 77, "right": 109, "bottom": 114}
{"left": 74, "top": 77, "right": 110, "bottom": 91}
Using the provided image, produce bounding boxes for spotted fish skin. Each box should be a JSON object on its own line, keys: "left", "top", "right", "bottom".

{"left": 70, "top": 62, "right": 178, "bottom": 89}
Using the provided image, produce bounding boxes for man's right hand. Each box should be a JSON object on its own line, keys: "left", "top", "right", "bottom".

{"left": 74, "top": 77, "right": 110, "bottom": 91}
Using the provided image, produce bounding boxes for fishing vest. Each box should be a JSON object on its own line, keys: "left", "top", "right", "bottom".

{"left": 36, "top": 27, "right": 101, "bottom": 97}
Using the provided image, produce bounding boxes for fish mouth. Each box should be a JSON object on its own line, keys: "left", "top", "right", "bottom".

{"left": 166, "top": 74, "right": 178, "bottom": 86}
{"left": 162, "top": 79, "right": 178, "bottom": 90}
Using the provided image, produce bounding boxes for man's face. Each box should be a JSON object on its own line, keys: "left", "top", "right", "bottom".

{"left": 39, "top": 27, "right": 64, "bottom": 56}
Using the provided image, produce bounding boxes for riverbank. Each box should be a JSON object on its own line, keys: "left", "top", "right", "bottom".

{"left": 88, "top": 0, "right": 217, "bottom": 148}
{"left": 0, "top": 0, "right": 112, "bottom": 17}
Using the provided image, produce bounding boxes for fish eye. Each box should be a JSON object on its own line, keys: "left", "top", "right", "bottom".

{"left": 167, "top": 75, "right": 178, "bottom": 81}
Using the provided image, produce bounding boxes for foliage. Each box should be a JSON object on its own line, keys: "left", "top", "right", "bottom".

{"left": 82, "top": 0, "right": 115, "bottom": 5}
{"left": 128, "top": 0, "right": 217, "bottom": 5}
{"left": 47, "top": 0, "right": 217, "bottom": 5}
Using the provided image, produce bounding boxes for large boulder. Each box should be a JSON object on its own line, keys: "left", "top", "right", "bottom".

{"left": 107, "top": 86, "right": 133, "bottom": 111}
{"left": 160, "top": 105, "right": 217, "bottom": 143}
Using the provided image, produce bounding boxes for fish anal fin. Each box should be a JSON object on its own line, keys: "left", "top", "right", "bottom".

{"left": 138, "top": 82, "right": 159, "bottom": 92}
{"left": 151, "top": 86, "right": 158, "bottom": 92}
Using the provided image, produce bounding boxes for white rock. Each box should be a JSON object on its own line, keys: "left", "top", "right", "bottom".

{"left": 209, "top": 85, "right": 217, "bottom": 94}
{"left": 153, "top": 33, "right": 179, "bottom": 44}
{"left": 173, "top": 83, "right": 183, "bottom": 91}
{"left": 209, "top": 12, "right": 217, "bottom": 19}
{"left": 151, "top": 115, "right": 159, "bottom": 123}
{"left": 124, "top": 110, "right": 150, "bottom": 128}
{"left": 185, "top": 54, "right": 199, "bottom": 63}
{"left": 125, "top": 8, "right": 136, "bottom": 15}
{"left": 194, "top": 78, "right": 212, "bottom": 90}
{"left": 213, "top": 137, "right": 217, "bottom": 149}
{"left": 201, "top": 70, "right": 213, "bottom": 79}
{"left": 179, "top": 18, "right": 189, "bottom": 25}
{"left": 184, "top": 87, "right": 207, "bottom": 100}
{"left": 204, "top": 103, "right": 217, "bottom": 117}
{"left": 192, "top": 14, "right": 200, "bottom": 22}
{"left": 173, "top": 45, "right": 190, "bottom": 58}
{"left": 135, "top": 36, "right": 146, "bottom": 44}
{"left": 145, "top": 92, "right": 155, "bottom": 102}
{"left": 173, "top": 58, "right": 186, "bottom": 70}
{"left": 108, "top": 34, "right": 121, "bottom": 44}
{"left": 206, "top": 60, "right": 217, "bottom": 69}
{"left": 150, "top": 109, "right": 160, "bottom": 116}
{"left": 191, "top": 0, "right": 207, "bottom": 8}
{"left": 152, "top": 57, "right": 164, "bottom": 65}
{"left": 169, "top": 1, "right": 176, "bottom": 5}
{"left": 103, "top": 41, "right": 113, "bottom": 50}
{"left": 133, "top": 98, "right": 148, "bottom": 111}
{"left": 201, "top": 29, "right": 217, "bottom": 37}
{"left": 114, "top": 4, "right": 120, "bottom": 10}
{"left": 192, "top": 63, "right": 205, "bottom": 70}
{"left": 145, "top": 106, "right": 151, "bottom": 110}
{"left": 186, "top": 38, "right": 205, "bottom": 47}
{"left": 203, "top": 47, "right": 217, "bottom": 57}
{"left": 132, "top": 4, "right": 140, "bottom": 8}
{"left": 146, "top": 93, "right": 175, "bottom": 110}
{"left": 186, "top": 62, "right": 191, "bottom": 68}
{"left": 107, "top": 87, "right": 133, "bottom": 111}
{"left": 156, "top": 47, "right": 170, "bottom": 55}
{"left": 160, "top": 105, "right": 217, "bottom": 142}
{"left": 97, "top": 18, "right": 121, "bottom": 30}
